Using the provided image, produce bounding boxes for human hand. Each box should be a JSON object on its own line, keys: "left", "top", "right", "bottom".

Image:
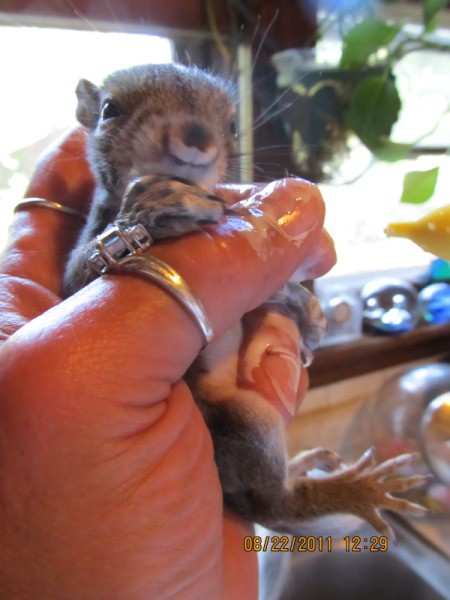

{"left": 0, "top": 128, "right": 335, "bottom": 599}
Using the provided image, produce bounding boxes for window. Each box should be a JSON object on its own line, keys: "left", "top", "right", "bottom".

{"left": 318, "top": 17, "right": 450, "bottom": 281}
{"left": 0, "top": 24, "right": 173, "bottom": 248}
{"left": 1, "top": 5, "right": 450, "bottom": 288}
{"left": 320, "top": 154, "right": 450, "bottom": 279}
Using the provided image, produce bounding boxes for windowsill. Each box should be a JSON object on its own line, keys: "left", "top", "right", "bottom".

{"left": 308, "top": 322, "right": 450, "bottom": 388}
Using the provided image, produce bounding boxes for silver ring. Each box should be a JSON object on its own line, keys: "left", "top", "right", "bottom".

{"left": 88, "top": 223, "right": 153, "bottom": 273}
{"left": 111, "top": 254, "right": 213, "bottom": 345}
{"left": 89, "top": 223, "right": 213, "bottom": 346}
{"left": 14, "top": 198, "right": 87, "bottom": 222}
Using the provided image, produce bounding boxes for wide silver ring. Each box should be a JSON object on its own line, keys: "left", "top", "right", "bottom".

{"left": 14, "top": 198, "right": 87, "bottom": 222}
{"left": 89, "top": 223, "right": 213, "bottom": 346}
{"left": 110, "top": 254, "right": 213, "bottom": 345}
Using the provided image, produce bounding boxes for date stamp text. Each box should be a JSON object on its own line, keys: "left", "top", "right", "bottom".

{"left": 243, "top": 535, "right": 389, "bottom": 553}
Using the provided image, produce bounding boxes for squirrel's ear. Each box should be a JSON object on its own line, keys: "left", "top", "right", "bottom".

{"left": 75, "top": 79, "right": 100, "bottom": 129}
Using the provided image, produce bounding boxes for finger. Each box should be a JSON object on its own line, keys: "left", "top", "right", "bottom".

{"left": 1, "top": 127, "right": 94, "bottom": 298}
{"left": 239, "top": 305, "right": 307, "bottom": 425}
{"left": 293, "top": 228, "right": 336, "bottom": 280}
{"left": 149, "top": 177, "right": 336, "bottom": 334}
{"left": 24, "top": 126, "right": 94, "bottom": 213}
{"left": 214, "top": 182, "right": 261, "bottom": 205}
{"left": 1, "top": 178, "right": 334, "bottom": 409}
{"left": 0, "top": 274, "right": 61, "bottom": 344}
{"left": 223, "top": 510, "right": 258, "bottom": 598}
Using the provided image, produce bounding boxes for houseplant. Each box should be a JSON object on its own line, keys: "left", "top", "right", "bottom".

{"left": 271, "top": 0, "right": 450, "bottom": 200}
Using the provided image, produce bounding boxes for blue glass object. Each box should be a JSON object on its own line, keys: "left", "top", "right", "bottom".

{"left": 418, "top": 283, "right": 450, "bottom": 325}
{"left": 429, "top": 258, "right": 450, "bottom": 282}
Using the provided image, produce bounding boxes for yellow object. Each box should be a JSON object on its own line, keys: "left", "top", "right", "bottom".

{"left": 386, "top": 204, "right": 450, "bottom": 260}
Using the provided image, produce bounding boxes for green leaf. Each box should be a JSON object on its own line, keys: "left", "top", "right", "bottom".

{"left": 400, "top": 167, "right": 440, "bottom": 204}
{"left": 340, "top": 18, "right": 401, "bottom": 69}
{"left": 423, "top": 0, "right": 448, "bottom": 31}
{"left": 346, "top": 74, "right": 401, "bottom": 148}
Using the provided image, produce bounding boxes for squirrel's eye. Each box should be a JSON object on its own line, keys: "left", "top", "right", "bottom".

{"left": 101, "top": 101, "right": 121, "bottom": 120}
{"left": 229, "top": 119, "right": 237, "bottom": 137}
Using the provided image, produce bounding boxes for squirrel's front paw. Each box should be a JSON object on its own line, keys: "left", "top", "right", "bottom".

{"left": 118, "top": 175, "right": 229, "bottom": 238}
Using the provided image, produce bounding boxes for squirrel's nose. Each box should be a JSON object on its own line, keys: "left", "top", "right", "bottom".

{"left": 168, "top": 122, "right": 218, "bottom": 167}
{"left": 183, "top": 122, "right": 212, "bottom": 151}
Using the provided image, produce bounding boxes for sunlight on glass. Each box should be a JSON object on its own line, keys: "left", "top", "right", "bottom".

{"left": 0, "top": 25, "right": 172, "bottom": 248}
{"left": 0, "top": 26, "right": 172, "bottom": 158}
{"left": 321, "top": 153, "right": 450, "bottom": 278}
{"left": 320, "top": 31, "right": 450, "bottom": 279}
{"left": 393, "top": 41, "right": 450, "bottom": 147}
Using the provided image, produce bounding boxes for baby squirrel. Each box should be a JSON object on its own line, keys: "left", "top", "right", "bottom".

{"left": 65, "top": 63, "right": 426, "bottom": 537}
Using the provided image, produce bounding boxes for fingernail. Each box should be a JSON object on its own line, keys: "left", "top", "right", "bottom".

{"left": 260, "top": 178, "right": 326, "bottom": 243}
{"left": 260, "top": 350, "right": 303, "bottom": 420}
{"left": 290, "top": 230, "right": 337, "bottom": 280}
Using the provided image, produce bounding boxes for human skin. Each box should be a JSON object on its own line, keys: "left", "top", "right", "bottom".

{"left": 0, "top": 128, "right": 335, "bottom": 599}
